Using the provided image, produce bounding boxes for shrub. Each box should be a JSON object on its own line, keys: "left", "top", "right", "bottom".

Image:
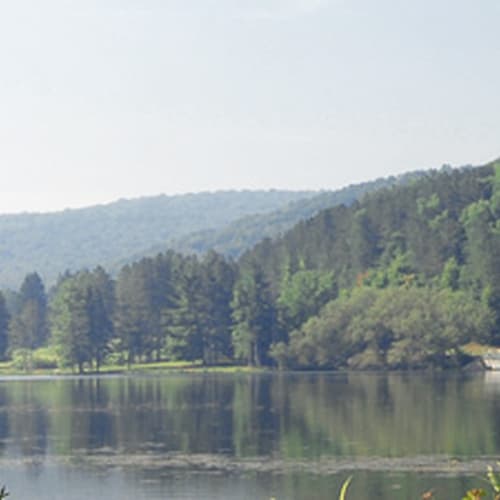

{"left": 11, "top": 347, "right": 59, "bottom": 371}
{"left": 32, "top": 347, "right": 59, "bottom": 369}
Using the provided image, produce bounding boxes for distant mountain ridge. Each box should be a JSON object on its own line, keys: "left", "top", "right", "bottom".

{"left": 0, "top": 169, "right": 432, "bottom": 290}
{"left": 163, "top": 170, "right": 428, "bottom": 258}
{"left": 0, "top": 190, "right": 316, "bottom": 289}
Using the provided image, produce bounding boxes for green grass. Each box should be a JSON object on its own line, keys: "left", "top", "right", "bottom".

{"left": 0, "top": 359, "right": 265, "bottom": 376}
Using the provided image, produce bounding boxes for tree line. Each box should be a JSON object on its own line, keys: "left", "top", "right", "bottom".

{"left": 0, "top": 161, "right": 499, "bottom": 372}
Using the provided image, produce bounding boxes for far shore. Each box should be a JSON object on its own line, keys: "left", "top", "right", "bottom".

{"left": 0, "top": 357, "right": 497, "bottom": 378}
{"left": 0, "top": 360, "right": 268, "bottom": 377}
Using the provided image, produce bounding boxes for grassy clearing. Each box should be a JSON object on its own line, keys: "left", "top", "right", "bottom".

{"left": 92, "top": 360, "right": 263, "bottom": 375}
{"left": 0, "top": 359, "right": 264, "bottom": 377}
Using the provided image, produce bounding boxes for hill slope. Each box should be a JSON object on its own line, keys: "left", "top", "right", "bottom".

{"left": 135, "top": 170, "right": 428, "bottom": 260}
{"left": 225, "top": 159, "right": 500, "bottom": 368}
{"left": 243, "top": 162, "right": 496, "bottom": 291}
{"left": 0, "top": 190, "right": 315, "bottom": 289}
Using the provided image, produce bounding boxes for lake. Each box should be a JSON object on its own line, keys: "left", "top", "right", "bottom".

{"left": 0, "top": 371, "right": 499, "bottom": 499}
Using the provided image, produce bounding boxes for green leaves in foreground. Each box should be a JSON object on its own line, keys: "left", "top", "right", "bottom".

{"left": 338, "top": 476, "right": 352, "bottom": 500}
{"left": 338, "top": 464, "right": 500, "bottom": 500}
{"left": 0, "top": 486, "right": 9, "bottom": 499}
{"left": 459, "top": 463, "right": 500, "bottom": 500}
{"left": 461, "top": 489, "right": 486, "bottom": 500}
{"left": 487, "top": 464, "right": 500, "bottom": 495}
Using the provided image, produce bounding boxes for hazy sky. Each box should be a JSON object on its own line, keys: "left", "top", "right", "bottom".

{"left": 1, "top": 0, "right": 499, "bottom": 213}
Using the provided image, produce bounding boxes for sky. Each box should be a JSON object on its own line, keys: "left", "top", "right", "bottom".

{"left": 0, "top": 0, "right": 499, "bottom": 214}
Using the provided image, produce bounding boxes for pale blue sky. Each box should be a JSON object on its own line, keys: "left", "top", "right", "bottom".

{"left": 0, "top": 0, "right": 499, "bottom": 213}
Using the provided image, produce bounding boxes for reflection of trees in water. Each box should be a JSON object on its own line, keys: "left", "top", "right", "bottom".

{"left": 276, "top": 373, "right": 499, "bottom": 458}
{"left": 109, "top": 376, "right": 236, "bottom": 454}
{"left": 232, "top": 375, "right": 280, "bottom": 457}
{"left": 0, "top": 387, "right": 9, "bottom": 456}
{"left": 0, "top": 373, "right": 497, "bottom": 468}
{"left": 0, "top": 381, "right": 49, "bottom": 478}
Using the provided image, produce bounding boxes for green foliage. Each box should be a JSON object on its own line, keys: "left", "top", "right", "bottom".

{"left": 248, "top": 164, "right": 492, "bottom": 291}
{"left": 231, "top": 261, "right": 276, "bottom": 366}
{"left": 268, "top": 341, "right": 289, "bottom": 370}
{"left": 440, "top": 257, "right": 461, "bottom": 290}
{"left": 340, "top": 464, "right": 500, "bottom": 500}
{"left": 50, "top": 277, "right": 92, "bottom": 372}
{"left": 285, "top": 286, "right": 493, "bottom": 370}
{"left": 0, "top": 293, "right": 9, "bottom": 360}
{"left": 462, "top": 489, "right": 486, "bottom": 500}
{"left": 8, "top": 272, "right": 48, "bottom": 352}
{"left": 49, "top": 268, "right": 114, "bottom": 373}
{"left": 0, "top": 172, "right": 428, "bottom": 290}
{"left": 171, "top": 171, "right": 425, "bottom": 259}
{"left": 31, "top": 346, "right": 59, "bottom": 369}
{"left": 196, "top": 251, "right": 236, "bottom": 364}
{"left": 11, "top": 347, "right": 58, "bottom": 371}
{"left": 338, "top": 476, "right": 352, "bottom": 500}
{"left": 0, "top": 191, "right": 317, "bottom": 289}
{"left": 10, "top": 349, "right": 34, "bottom": 372}
{"left": 6, "top": 161, "right": 500, "bottom": 372}
{"left": 277, "top": 268, "right": 336, "bottom": 333}
{"left": 487, "top": 464, "right": 500, "bottom": 497}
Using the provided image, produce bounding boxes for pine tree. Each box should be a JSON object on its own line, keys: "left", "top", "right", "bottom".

{"left": 50, "top": 277, "right": 91, "bottom": 373}
{"left": 9, "top": 272, "right": 48, "bottom": 351}
{"left": 0, "top": 293, "right": 9, "bottom": 360}
{"left": 231, "top": 261, "right": 275, "bottom": 366}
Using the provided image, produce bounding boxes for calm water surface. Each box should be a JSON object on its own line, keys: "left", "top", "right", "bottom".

{"left": 0, "top": 372, "right": 499, "bottom": 499}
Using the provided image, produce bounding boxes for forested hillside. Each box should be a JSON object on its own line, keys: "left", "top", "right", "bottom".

{"left": 0, "top": 171, "right": 426, "bottom": 289}
{"left": 0, "top": 161, "right": 499, "bottom": 373}
{"left": 158, "top": 171, "right": 427, "bottom": 258}
{"left": 238, "top": 160, "right": 500, "bottom": 368}
{"left": 0, "top": 190, "right": 315, "bottom": 289}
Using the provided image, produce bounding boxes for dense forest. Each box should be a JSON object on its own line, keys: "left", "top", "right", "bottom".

{"left": 0, "top": 171, "right": 426, "bottom": 289}
{"left": 0, "top": 161, "right": 499, "bottom": 372}
{"left": 165, "top": 170, "right": 427, "bottom": 258}
{"left": 0, "top": 190, "right": 316, "bottom": 289}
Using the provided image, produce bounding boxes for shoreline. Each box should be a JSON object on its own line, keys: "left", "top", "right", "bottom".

{"left": 0, "top": 360, "right": 493, "bottom": 378}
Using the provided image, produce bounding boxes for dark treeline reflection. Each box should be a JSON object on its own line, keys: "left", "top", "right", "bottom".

{"left": 0, "top": 373, "right": 499, "bottom": 463}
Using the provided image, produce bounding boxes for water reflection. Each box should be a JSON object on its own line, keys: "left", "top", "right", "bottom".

{"left": 0, "top": 372, "right": 498, "bottom": 499}
{"left": 0, "top": 373, "right": 499, "bottom": 460}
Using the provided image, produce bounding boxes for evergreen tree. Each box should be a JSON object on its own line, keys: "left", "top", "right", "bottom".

{"left": 50, "top": 277, "right": 91, "bottom": 373}
{"left": 114, "top": 264, "right": 147, "bottom": 365}
{"left": 9, "top": 272, "right": 48, "bottom": 351}
{"left": 231, "top": 261, "right": 275, "bottom": 366}
{"left": 199, "top": 251, "right": 236, "bottom": 363}
{"left": 85, "top": 268, "right": 114, "bottom": 371}
{"left": 0, "top": 293, "right": 9, "bottom": 360}
{"left": 114, "top": 255, "right": 175, "bottom": 364}
{"left": 161, "top": 255, "right": 204, "bottom": 361}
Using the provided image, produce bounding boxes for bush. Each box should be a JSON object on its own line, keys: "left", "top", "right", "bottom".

{"left": 11, "top": 347, "right": 59, "bottom": 371}
{"left": 32, "top": 347, "right": 59, "bottom": 369}
{"left": 11, "top": 349, "right": 33, "bottom": 371}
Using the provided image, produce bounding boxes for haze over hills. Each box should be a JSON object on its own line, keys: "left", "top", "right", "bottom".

{"left": 21, "top": 158, "right": 500, "bottom": 373}
{"left": 0, "top": 190, "right": 316, "bottom": 289}
{"left": 164, "top": 170, "right": 428, "bottom": 259}
{"left": 0, "top": 168, "right": 432, "bottom": 290}
{"left": 3, "top": 160, "right": 500, "bottom": 374}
